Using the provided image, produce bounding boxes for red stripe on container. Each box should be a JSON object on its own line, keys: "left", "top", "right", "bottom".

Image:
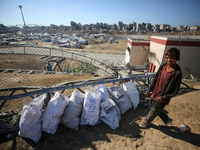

{"left": 151, "top": 38, "right": 200, "bottom": 47}
{"left": 128, "top": 40, "right": 150, "bottom": 46}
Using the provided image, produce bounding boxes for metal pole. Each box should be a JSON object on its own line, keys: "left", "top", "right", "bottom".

{"left": 18, "top": 5, "right": 27, "bottom": 34}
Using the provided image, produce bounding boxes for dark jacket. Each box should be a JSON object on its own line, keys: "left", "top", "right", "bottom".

{"left": 147, "top": 63, "right": 182, "bottom": 101}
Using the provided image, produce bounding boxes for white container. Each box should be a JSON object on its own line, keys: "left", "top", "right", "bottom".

{"left": 179, "top": 124, "right": 186, "bottom": 133}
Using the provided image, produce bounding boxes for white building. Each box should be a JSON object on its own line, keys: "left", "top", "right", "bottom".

{"left": 125, "top": 38, "right": 150, "bottom": 65}
{"left": 125, "top": 36, "right": 200, "bottom": 78}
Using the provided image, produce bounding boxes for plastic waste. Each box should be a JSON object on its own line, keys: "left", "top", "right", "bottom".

{"left": 124, "top": 134, "right": 133, "bottom": 138}
{"left": 179, "top": 123, "right": 191, "bottom": 133}
{"left": 179, "top": 124, "right": 186, "bottom": 133}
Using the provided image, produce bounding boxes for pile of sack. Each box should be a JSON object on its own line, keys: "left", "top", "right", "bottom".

{"left": 18, "top": 80, "right": 140, "bottom": 143}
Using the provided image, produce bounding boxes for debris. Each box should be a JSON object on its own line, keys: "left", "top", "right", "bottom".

{"left": 6, "top": 133, "right": 11, "bottom": 138}
{"left": 130, "top": 138, "right": 137, "bottom": 142}
{"left": 3, "top": 69, "right": 13, "bottom": 73}
{"left": 29, "top": 70, "right": 36, "bottom": 74}
{"left": 179, "top": 123, "right": 191, "bottom": 133}
{"left": 92, "top": 74, "right": 99, "bottom": 77}
{"left": 10, "top": 115, "right": 20, "bottom": 126}
{"left": 124, "top": 134, "right": 133, "bottom": 138}
{"left": 15, "top": 70, "right": 22, "bottom": 73}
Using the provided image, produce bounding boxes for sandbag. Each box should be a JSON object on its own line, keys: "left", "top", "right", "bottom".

{"left": 80, "top": 88, "right": 101, "bottom": 126}
{"left": 95, "top": 84, "right": 110, "bottom": 102}
{"left": 61, "top": 90, "right": 84, "bottom": 130}
{"left": 18, "top": 94, "right": 47, "bottom": 143}
{"left": 107, "top": 85, "right": 132, "bottom": 114}
{"left": 100, "top": 98, "right": 121, "bottom": 129}
{"left": 42, "top": 92, "right": 69, "bottom": 134}
{"left": 122, "top": 80, "right": 140, "bottom": 109}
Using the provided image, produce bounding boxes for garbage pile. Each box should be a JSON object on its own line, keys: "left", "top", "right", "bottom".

{"left": 18, "top": 80, "right": 140, "bottom": 143}
{"left": 0, "top": 109, "right": 20, "bottom": 135}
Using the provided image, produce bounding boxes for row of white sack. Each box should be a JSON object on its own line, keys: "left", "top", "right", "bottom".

{"left": 18, "top": 80, "right": 140, "bottom": 143}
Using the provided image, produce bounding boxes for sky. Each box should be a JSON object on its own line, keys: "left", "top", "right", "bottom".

{"left": 0, "top": 0, "right": 200, "bottom": 27}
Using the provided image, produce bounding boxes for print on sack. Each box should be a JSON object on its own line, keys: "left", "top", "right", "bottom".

{"left": 88, "top": 98, "right": 97, "bottom": 113}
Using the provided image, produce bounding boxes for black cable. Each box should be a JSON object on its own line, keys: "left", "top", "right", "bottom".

{"left": 129, "top": 100, "right": 156, "bottom": 126}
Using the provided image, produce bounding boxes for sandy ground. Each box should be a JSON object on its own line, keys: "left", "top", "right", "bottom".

{"left": 0, "top": 78, "right": 200, "bottom": 150}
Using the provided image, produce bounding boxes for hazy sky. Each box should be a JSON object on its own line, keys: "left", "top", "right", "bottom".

{"left": 0, "top": 0, "right": 200, "bottom": 27}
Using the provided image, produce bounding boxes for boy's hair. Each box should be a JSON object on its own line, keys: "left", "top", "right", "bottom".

{"left": 165, "top": 47, "right": 180, "bottom": 60}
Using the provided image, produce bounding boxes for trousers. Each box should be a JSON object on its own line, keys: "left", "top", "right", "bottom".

{"left": 144, "top": 99, "right": 169, "bottom": 124}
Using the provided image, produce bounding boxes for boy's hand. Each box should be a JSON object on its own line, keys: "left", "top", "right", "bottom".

{"left": 145, "top": 93, "right": 149, "bottom": 97}
{"left": 157, "top": 97, "right": 164, "bottom": 102}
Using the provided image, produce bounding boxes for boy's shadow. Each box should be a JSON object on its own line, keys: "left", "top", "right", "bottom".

{"left": 150, "top": 124, "right": 200, "bottom": 147}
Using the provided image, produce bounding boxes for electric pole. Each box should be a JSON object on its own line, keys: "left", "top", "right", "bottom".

{"left": 18, "top": 5, "right": 27, "bottom": 35}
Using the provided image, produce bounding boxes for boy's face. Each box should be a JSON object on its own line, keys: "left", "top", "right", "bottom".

{"left": 165, "top": 54, "right": 178, "bottom": 66}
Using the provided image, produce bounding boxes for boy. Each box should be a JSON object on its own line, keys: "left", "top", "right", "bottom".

{"left": 139, "top": 47, "right": 182, "bottom": 129}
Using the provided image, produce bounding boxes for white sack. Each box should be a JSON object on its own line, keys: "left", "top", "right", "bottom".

{"left": 61, "top": 90, "right": 84, "bottom": 130}
{"left": 42, "top": 92, "right": 69, "bottom": 134}
{"left": 95, "top": 84, "right": 110, "bottom": 102}
{"left": 100, "top": 99, "right": 121, "bottom": 129}
{"left": 18, "top": 94, "right": 47, "bottom": 143}
{"left": 122, "top": 80, "right": 140, "bottom": 109}
{"left": 80, "top": 89, "right": 101, "bottom": 126}
{"left": 107, "top": 85, "right": 132, "bottom": 114}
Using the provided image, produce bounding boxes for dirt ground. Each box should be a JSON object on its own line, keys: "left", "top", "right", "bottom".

{"left": 0, "top": 78, "right": 200, "bottom": 150}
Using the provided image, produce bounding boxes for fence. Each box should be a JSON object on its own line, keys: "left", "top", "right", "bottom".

{"left": 0, "top": 40, "right": 153, "bottom": 113}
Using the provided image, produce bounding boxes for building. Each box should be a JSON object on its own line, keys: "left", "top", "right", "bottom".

{"left": 125, "top": 36, "right": 200, "bottom": 78}
{"left": 125, "top": 38, "right": 150, "bottom": 66}
{"left": 149, "top": 36, "right": 200, "bottom": 78}
{"left": 160, "top": 24, "right": 171, "bottom": 31}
